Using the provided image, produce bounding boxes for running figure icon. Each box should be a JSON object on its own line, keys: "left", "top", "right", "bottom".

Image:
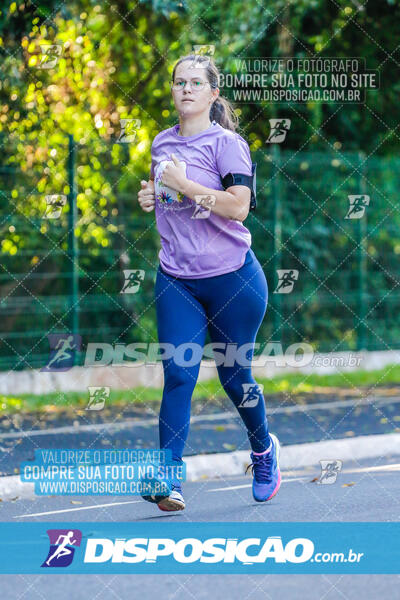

{"left": 46, "top": 335, "right": 76, "bottom": 369}
{"left": 45, "top": 531, "right": 77, "bottom": 566}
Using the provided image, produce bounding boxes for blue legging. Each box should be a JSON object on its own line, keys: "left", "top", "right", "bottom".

{"left": 154, "top": 247, "right": 270, "bottom": 464}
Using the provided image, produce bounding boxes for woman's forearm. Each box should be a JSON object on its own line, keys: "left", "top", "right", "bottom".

{"left": 181, "top": 178, "right": 248, "bottom": 221}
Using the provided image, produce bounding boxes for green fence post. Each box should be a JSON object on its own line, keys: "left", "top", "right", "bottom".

{"left": 272, "top": 144, "right": 282, "bottom": 343}
{"left": 356, "top": 150, "right": 367, "bottom": 351}
{"left": 67, "top": 134, "right": 79, "bottom": 354}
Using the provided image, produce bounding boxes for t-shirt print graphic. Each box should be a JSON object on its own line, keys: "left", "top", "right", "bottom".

{"left": 155, "top": 159, "right": 190, "bottom": 211}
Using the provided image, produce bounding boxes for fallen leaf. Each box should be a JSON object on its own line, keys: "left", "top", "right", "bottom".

{"left": 71, "top": 500, "right": 83, "bottom": 505}
{"left": 342, "top": 482, "right": 355, "bottom": 487}
{"left": 223, "top": 443, "right": 236, "bottom": 451}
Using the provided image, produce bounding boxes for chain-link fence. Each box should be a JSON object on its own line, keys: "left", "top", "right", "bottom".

{"left": 1, "top": 138, "right": 399, "bottom": 371}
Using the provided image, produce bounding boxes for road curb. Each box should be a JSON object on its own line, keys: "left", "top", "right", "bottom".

{"left": 1, "top": 433, "right": 399, "bottom": 501}
{"left": 185, "top": 432, "right": 400, "bottom": 481}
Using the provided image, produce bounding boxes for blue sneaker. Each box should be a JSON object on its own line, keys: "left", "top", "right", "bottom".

{"left": 142, "top": 481, "right": 185, "bottom": 512}
{"left": 157, "top": 483, "right": 185, "bottom": 512}
{"left": 245, "top": 433, "right": 281, "bottom": 502}
{"left": 141, "top": 460, "right": 185, "bottom": 512}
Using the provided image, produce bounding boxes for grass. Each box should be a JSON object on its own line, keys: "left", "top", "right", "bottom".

{"left": 1, "top": 363, "right": 400, "bottom": 415}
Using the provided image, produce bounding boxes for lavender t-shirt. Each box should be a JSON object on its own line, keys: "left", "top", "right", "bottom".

{"left": 150, "top": 120, "right": 253, "bottom": 278}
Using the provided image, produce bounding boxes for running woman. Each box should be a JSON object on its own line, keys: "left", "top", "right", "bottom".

{"left": 137, "top": 54, "right": 281, "bottom": 511}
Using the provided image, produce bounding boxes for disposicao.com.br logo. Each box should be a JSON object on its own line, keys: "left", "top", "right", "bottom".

{"left": 82, "top": 536, "right": 363, "bottom": 565}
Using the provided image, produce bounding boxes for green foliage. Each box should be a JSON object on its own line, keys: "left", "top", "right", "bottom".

{"left": 1, "top": 0, "right": 400, "bottom": 369}
{"left": 2, "top": 362, "right": 400, "bottom": 414}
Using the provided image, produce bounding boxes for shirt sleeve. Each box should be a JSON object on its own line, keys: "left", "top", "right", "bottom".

{"left": 216, "top": 136, "right": 252, "bottom": 179}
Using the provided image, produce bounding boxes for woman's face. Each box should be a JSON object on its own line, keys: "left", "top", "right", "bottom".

{"left": 172, "top": 61, "right": 219, "bottom": 118}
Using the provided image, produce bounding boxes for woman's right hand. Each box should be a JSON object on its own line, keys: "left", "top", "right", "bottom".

{"left": 138, "top": 179, "right": 155, "bottom": 212}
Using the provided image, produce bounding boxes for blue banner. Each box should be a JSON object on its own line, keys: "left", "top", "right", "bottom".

{"left": 0, "top": 522, "right": 399, "bottom": 573}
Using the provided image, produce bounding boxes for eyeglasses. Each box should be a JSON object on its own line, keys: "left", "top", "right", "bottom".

{"left": 170, "top": 79, "right": 210, "bottom": 91}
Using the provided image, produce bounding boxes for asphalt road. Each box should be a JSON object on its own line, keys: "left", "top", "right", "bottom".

{"left": 1, "top": 394, "right": 400, "bottom": 476}
{"left": 0, "top": 570, "right": 397, "bottom": 600}
{"left": 0, "top": 454, "right": 399, "bottom": 599}
{"left": 3, "top": 454, "right": 400, "bottom": 522}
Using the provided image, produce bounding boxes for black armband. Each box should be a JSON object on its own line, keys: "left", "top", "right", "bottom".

{"left": 220, "top": 162, "right": 257, "bottom": 212}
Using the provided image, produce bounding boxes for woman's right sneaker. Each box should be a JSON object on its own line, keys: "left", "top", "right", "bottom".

{"left": 142, "top": 482, "right": 185, "bottom": 511}
{"left": 157, "top": 483, "right": 185, "bottom": 511}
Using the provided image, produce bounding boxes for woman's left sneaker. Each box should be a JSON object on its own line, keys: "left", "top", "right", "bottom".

{"left": 245, "top": 433, "right": 282, "bottom": 502}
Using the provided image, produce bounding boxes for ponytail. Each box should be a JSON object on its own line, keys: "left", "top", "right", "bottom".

{"left": 209, "top": 95, "right": 239, "bottom": 131}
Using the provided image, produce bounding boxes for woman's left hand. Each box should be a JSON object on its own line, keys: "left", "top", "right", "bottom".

{"left": 161, "top": 153, "right": 188, "bottom": 193}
